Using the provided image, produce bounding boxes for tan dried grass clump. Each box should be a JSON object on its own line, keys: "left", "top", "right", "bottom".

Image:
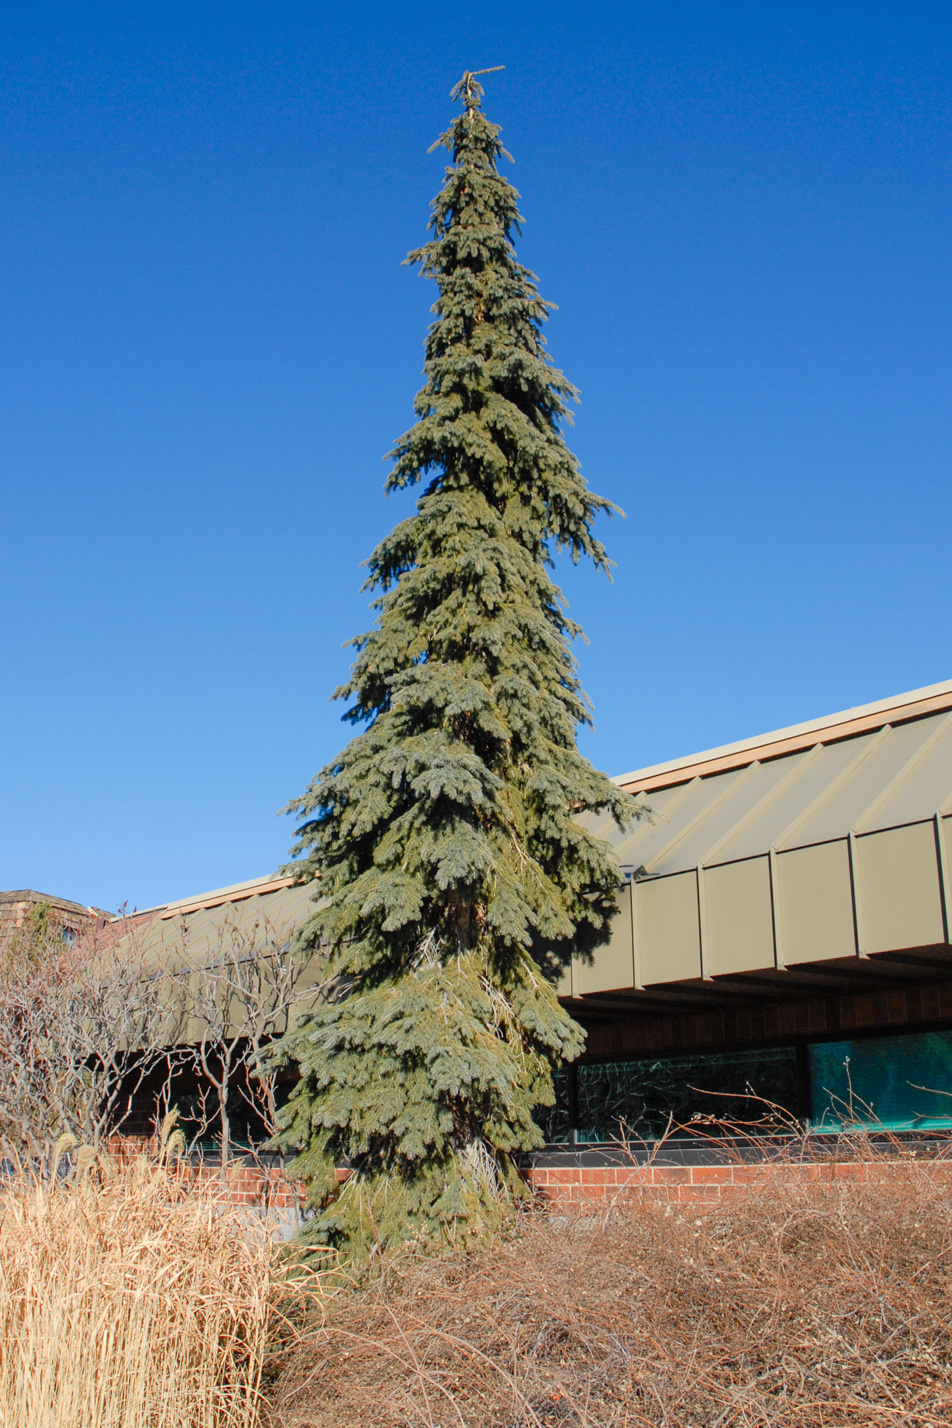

{"left": 269, "top": 1142, "right": 952, "bottom": 1427}
{"left": 0, "top": 1152, "right": 274, "bottom": 1428}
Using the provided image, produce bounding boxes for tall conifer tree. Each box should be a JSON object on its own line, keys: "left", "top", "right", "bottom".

{"left": 271, "top": 71, "right": 642, "bottom": 1252}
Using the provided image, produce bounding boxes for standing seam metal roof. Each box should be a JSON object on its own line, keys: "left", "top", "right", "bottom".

{"left": 117, "top": 677, "right": 952, "bottom": 1009}
{"left": 604, "top": 685, "right": 952, "bottom": 880}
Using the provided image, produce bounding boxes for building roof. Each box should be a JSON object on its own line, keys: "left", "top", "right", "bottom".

{"left": 613, "top": 676, "right": 952, "bottom": 793}
{"left": 111, "top": 873, "right": 323, "bottom": 1047}
{"left": 593, "top": 680, "right": 952, "bottom": 879}
{"left": 135, "top": 873, "right": 300, "bottom": 921}
{"left": 0, "top": 889, "right": 115, "bottom": 922}
{"left": 126, "top": 874, "right": 319, "bottom": 968}
{"left": 113, "top": 676, "right": 952, "bottom": 1032}
{"left": 567, "top": 677, "right": 952, "bottom": 1015}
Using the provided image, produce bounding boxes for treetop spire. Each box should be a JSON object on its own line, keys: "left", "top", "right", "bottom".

{"left": 450, "top": 66, "right": 505, "bottom": 114}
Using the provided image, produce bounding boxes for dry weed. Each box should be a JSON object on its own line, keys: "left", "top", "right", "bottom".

{"left": 268, "top": 1146, "right": 952, "bottom": 1427}
{"left": 0, "top": 1152, "right": 276, "bottom": 1428}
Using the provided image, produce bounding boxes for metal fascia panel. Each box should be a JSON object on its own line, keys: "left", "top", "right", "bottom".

{"left": 853, "top": 823, "right": 945, "bottom": 954}
{"left": 637, "top": 870, "right": 702, "bottom": 984}
{"left": 777, "top": 841, "right": 856, "bottom": 963}
{"left": 703, "top": 857, "right": 774, "bottom": 975}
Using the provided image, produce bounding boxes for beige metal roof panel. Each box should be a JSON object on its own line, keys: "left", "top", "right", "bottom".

{"left": 581, "top": 808, "right": 625, "bottom": 845}
{"left": 659, "top": 738, "right": 841, "bottom": 865}
{"left": 129, "top": 881, "right": 317, "bottom": 970}
{"left": 775, "top": 718, "right": 938, "bottom": 850}
{"left": 655, "top": 758, "right": 794, "bottom": 873}
{"left": 596, "top": 705, "right": 952, "bottom": 873}
{"left": 852, "top": 713, "right": 952, "bottom": 832}
{"left": 705, "top": 742, "right": 818, "bottom": 861}
{"left": 608, "top": 774, "right": 746, "bottom": 874}
{"left": 598, "top": 779, "right": 704, "bottom": 870}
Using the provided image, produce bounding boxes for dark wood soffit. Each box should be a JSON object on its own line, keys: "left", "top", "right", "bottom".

{"left": 562, "top": 947, "right": 952, "bottom": 1020}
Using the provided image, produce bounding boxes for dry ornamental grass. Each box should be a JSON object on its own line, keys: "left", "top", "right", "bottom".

{"left": 268, "top": 1145, "right": 952, "bottom": 1428}
{"left": 0, "top": 1152, "right": 275, "bottom": 1428}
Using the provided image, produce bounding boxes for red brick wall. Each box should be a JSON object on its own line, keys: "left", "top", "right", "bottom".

{"left": 102, "top": 1136, "right": 952, "bottom": 1215}
{"left": 172, "top": 1156, "right": 952, "bottom": 1212}
{"left": 106, "top": 1137, "right": 304, "bottom": 1210}
{"left": 529, "top": 1157, "right": 952, "bottom": 1206}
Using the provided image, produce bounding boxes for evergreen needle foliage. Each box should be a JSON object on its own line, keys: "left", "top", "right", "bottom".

{"left": 270, "top": 71, "right": 643, "bottom": 1255}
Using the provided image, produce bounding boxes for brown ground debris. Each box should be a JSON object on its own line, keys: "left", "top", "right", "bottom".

{"left": 266, "top": 1153, "right": 952, "bottom": 1428}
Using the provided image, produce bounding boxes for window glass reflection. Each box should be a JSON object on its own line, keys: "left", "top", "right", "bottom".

{"left": 809, "top": 1030, "right": 952, "bottom": 1131}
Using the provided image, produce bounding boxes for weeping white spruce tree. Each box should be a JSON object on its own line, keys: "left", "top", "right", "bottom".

{"left": 271, "top": 71, "right": 643, "bottom": 1253}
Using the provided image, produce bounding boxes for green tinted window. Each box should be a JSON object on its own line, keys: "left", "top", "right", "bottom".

{"left": 534, "top": 1068, "right": 572, "bottom": 1144}
{"left": 809, "top": 1030, "right": 952, "bottom": 1131}
{"left": 574, "top": 1046, "right": 799, "bottom": 1143}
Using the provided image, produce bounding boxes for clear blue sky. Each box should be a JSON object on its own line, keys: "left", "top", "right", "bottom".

{"left": 2, "top": 3, "right": 950, "bottom": 911}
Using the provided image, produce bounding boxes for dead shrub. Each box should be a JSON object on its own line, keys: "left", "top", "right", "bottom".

{"left": 267, "top": 1141, "right": 952, "bottom": 1427}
